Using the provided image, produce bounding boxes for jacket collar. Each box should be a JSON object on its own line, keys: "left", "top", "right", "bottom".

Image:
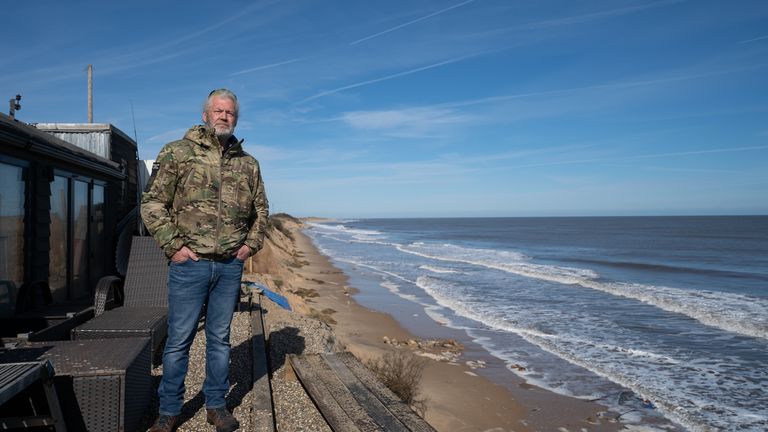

{"left": 184, "top": 125, "right": 244, "bottom": 153}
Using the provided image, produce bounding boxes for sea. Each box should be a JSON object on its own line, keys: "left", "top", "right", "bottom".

{"left": 303, "top": 216, "right": 768, "bottom": 432}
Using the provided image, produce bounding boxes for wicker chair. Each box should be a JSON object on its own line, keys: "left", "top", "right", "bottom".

{"left": 72, "top": 236, "right": 169, "bottom": 365}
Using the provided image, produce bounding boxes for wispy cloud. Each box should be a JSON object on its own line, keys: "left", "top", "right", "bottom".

{"left": 426, "top": 63, "right": 768, "bottom": 111}
{"left": 146, "top": 128, "right": 188, "bottom": 144}
{"left": 505, "top": 145, "right": 768, "bottom": 170}
{"left": 231, "top": 57, "right": 307, "bottom": 76}
{"left": 341, "top": 107, "right": 471, "bottom": 130}
{"left": 350, "top": 0, "right": 477, "bottom": 46}
{"left": 628, "top": 145, "right": 768, "bottom": 160}
{"left": 642, "top": 166, "right": 741, "bottom": 174}
{"left": 739, "top": 35, "right": 768, "bottom": 44}
{"left": 297, "top": 54, "right": 475, "bottom": 104}
{"left": 519, "top": 0, "right": 686, "bottom": 30}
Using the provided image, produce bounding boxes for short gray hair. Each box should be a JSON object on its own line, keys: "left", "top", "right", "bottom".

{"left": 203, "top": 88, "right": 239, "bottom": 115}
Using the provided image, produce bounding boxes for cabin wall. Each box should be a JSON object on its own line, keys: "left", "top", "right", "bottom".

{"left": 0, "top": 116, "right": 134, "bottom": 322}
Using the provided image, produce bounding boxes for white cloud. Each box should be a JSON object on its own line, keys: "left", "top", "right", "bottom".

{"left": 146, "top": 128, "right": 188, "bottom": 144}
{"left": 341, "top": 107, "right": 471, "bottom": 131}
{"left": 297, "top": 55, "right": 475, "bottom": 104}
{"left": 231, "top": 57, "right": 307, "bottom": 76}
{"left": 350, "top": 0, "right": 477, "bottom": 46}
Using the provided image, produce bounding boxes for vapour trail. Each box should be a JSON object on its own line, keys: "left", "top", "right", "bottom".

{"left": 350, "top": 0, "right": 477, "bottom": 46}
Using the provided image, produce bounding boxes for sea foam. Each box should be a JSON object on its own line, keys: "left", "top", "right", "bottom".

{"left": 402, "top": 242, "right": 768, "bottom": 340}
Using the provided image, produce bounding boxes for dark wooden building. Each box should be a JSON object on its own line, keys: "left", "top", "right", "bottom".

{"left": 0, "top": 113, "right": 137, "bottom": 336}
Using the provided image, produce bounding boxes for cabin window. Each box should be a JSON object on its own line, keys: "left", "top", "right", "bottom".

{"left": 49, "top": 176, "right": 69, "bottom": 302}
{"left": 49, "top": 173, "right": 110, "bottom": 303}
{"left": 0, "top": 161, "right": 26, "bottom": 318}
{"left": 90, "top": 184, "right": 106, "bottom": 289}
{"left": 71, "top": 180, "right": 89, "bottom": 300}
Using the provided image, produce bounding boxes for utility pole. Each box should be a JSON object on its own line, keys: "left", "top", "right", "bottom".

{"left": 87, "top": 64, "right": 93, "bottom": 123}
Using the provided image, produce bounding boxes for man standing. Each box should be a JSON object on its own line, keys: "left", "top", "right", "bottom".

{"left": 142, "top": 89, "right": 268, "bottom": 432}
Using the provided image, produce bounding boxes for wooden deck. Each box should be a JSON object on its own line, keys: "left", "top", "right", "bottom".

{"left": 288, "top": 352, "right": 436, "bottom": 432}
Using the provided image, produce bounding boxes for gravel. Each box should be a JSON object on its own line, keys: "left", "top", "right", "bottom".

{"left": 264, "top": 297, "right": 338, "bottom": 432}
{"left": 137, "top": 293, "right": 339, "bottom": 431}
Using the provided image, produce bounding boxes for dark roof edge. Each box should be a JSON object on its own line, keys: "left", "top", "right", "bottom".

{"left": 32, "top": 122, "right": 138, "bottom": 149}
{"left": 0, "top": 114, "right": 125, "bottom": 179}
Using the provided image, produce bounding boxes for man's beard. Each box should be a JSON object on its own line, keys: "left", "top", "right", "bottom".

{"left": 207, "top": 121, "right": 234, "bottom": 141}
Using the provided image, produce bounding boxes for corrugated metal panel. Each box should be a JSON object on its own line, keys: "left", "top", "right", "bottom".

{"left": 138, "top": 160, "right": 153, "bottom": 193}
{"left": 44, "top": 131, "right": 111, "bottom": 159}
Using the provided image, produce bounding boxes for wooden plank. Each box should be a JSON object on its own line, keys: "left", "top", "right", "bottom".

{"left": 323, "top": 354, "right": 410, "bottom": 432}
{"left": 338, "top": 353, "right": 436, "bottom": 432}
{"left": 289, "top": 354, "right": 363, "bottom": 431}
{"left": 305, "top": 354, "right": 384, "bottom": 432}
{"left": 251, "top": 294, "right": 276, "bottom": 432}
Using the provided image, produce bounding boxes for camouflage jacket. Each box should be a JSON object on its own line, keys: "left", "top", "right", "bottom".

{"left": 141, "top": 125, "right": 269, "bottom": 259}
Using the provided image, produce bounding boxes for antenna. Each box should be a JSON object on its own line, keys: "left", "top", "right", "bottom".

{"left": 129, "top": 100, "right": 139, "bottom": 145}
{"left": 87, "top": 64, "right": 93, "bottom": 122}
{"left": 8, "top": 94, "right": 21, "bottom": 118}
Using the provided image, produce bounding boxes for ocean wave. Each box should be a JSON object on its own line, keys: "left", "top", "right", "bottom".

{"left": 580, "top": 280, "right": 768, "bottom": 340}
{"left": 415, "top": 275, "right": 767, "bottom": 432}
{"left": 400, "top": 242, "right": 596, "bottom": 283}
{"left": 306, "top": 222, "right": 384, "bottom": 238}
{"left": 402, "top": 242, "right": 768, "bottom": 340}
{"left": 566, "top": 257, "right": 768, "bottom": 281}
{"left": 419, "top": 264, "right": 461, "bottom": 274}
{"left": 380, "top": 281, "right": 419, "bottom": 302}
{"left": 334, "top": 257, "right": 416, "bottom": 286}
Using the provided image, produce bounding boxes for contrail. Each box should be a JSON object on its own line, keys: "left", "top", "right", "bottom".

{"left": 629, "top": 145, "right": 768, "bottom": 160}
{"left": 231, "top": 57, "right": 306, "bottom": 76}
{"left": 350, "top": 0, "right": 477, "bottom": 46}
{"left": 509, "top": 145, "right": 768, "bottom": 169}
{"left": 297, "top": 55, "right": 472, "bottom": 104}
{"left": 739, "top": 35, "right": 768, "bottom": 44}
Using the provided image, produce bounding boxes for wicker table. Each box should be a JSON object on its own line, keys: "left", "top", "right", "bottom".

{"left": 0, "top": 337, "right": 151, "bottom": 432}
{"left": 72, "top": 307, "right": 167, "bottom": 365}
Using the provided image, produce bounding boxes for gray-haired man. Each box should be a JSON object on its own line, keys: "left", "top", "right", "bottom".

{"left": 143, "top": 89, "right": 268, "bottom": 432}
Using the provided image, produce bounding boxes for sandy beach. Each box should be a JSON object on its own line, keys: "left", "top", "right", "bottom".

{"left": 248, "top": 216, "right": 627, "bottom": 432}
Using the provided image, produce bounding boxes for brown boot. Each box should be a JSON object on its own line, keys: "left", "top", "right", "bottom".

{"left": 148, "top": 414, "right": 178, "bottom": 432}
{"left": 206, "top": 407, "right": 240, "bottom": 432}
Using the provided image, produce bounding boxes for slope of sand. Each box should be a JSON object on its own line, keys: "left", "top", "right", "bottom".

{"left": 248, "top": 217, "right": 626, "bottom": 432}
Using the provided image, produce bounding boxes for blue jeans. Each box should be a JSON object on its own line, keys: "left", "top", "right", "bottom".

{"left": 158, "top": 257, "right": 243, "bottom": 416}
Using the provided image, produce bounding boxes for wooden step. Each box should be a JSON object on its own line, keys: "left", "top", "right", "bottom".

{"left": 288, "top": 352, "right": 435, "bottom": 432}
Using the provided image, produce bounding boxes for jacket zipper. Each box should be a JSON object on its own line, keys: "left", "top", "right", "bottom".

{"left": 214, "top": 148, "right": 225, "bottom": 256}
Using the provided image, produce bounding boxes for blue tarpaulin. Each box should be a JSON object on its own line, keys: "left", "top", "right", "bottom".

{"left": 243, "top": 281, "right": 291, "bottom": 311}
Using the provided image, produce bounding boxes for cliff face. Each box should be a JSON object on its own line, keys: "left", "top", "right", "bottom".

{"left": 246, "top": 216, "right": 314, "bottom": 315}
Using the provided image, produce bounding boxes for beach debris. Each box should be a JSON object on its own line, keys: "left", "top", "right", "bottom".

{"left": 415, "top": 351, "right": 461, "bottom": 363}
{"left": 382, "top": 336, "right": 463, "bottom": 351}
{"left": 509, "top": 363, "right": 527, "bottom": 371}
{"left": 464, "top": 371, "right": 478, "bottom": 377}
{"left": 618, "top": 390, "right": 634, "bottom": 405}
{"left": 243, "top": 281, "right": 292, "bottom": 310}
{"left": 465, "top": 360, "right": 486, "bottom": 369}
{"left": 382, "top": 336, "right": 465, "bottom": 363}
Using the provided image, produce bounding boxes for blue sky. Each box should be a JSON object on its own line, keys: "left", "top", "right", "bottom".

{"left": 3, "top": 0, "right": 767, "bottom": 218}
